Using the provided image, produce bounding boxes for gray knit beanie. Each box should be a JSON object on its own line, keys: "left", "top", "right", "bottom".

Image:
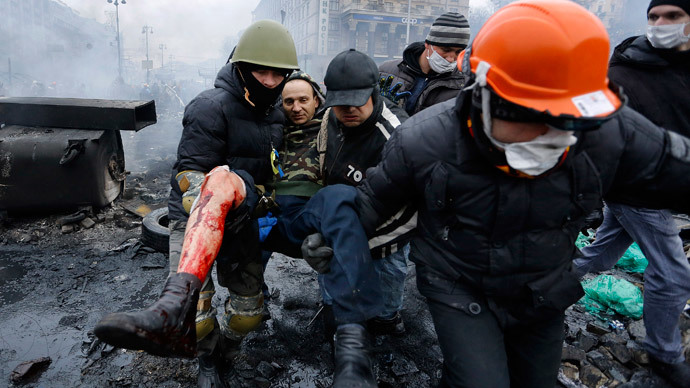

{"left": 425, "top": 12, "right": 471, "bottom": 48}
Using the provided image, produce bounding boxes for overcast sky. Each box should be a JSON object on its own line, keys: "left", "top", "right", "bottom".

{"left": 59, "top": 0, "right": 260, "bottom": 63}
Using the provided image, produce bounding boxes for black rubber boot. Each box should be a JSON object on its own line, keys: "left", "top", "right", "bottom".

{"left": 332, "top": 325, "right": 377, "bottom": 388}
{"left": 367, "top": 311, "right": 405, "bottom": 336}
{"left": 322, "top": 304, "right": 336, "bottom": 344}
{"left": 94, "top": 272, "right": 201, "bottom": 358}
{"left": 649, "top": 356, "right": 690, "bottom": 388}
{"left": 217, "top": 334, "right": 242, "bottom": 361}
{"left": 197, "top": 349, "right": 229, "bottom": 388}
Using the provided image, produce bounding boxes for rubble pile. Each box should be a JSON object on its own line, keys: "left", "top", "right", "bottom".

{"left": 2, "top": 193, "right": 688, "bottom": 387}
{"left": 557, "top": 270, "right": 690, "bottom": 388}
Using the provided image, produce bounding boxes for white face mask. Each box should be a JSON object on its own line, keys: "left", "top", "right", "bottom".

{"left": 426, "top": 47, "right": 456, "bottom": 74}
{"left": 646, "top": 22, "right": 690, "bottom": 49}
{"left": 485, "top": 125, "right": 578, "bottom": 176}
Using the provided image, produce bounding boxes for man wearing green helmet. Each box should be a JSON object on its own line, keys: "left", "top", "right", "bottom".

{"left": 94, "top": 20, "right": 299, "bottom": 388}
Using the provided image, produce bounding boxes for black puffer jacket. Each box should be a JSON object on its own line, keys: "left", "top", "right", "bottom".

{"left": 378, "top": 42, "right": 466, "bottom": 115}
{"left": 322, "top": 96, "right": 408, "bottom": 186}
{"left": 609, "top": 36, "right": 690, "bottom": 137}
{"left": 356, "top": 91, "right": 690, "bottom": 322}
{"left": 168, "top": 64, "right": 284, "bottom": 220}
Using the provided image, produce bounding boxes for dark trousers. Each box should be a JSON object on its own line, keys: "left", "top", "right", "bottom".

{"left": 214, "top": 214, "right": 264, "bottom": 296}
{"left": 417, "top": 266, "right": 565, "bottom": 388}
{"left": 263, "top": 185, "right": 384, "bottom": 324}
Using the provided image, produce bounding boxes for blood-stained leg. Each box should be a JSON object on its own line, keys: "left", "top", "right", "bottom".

{"left": 178, "top": 166, "right": 246, "bottom": 281}
{"left": 94, "top": 166, "right": 247, "bottom": 358}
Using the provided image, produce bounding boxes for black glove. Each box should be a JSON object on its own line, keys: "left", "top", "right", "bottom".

{"left": 301, "top": 233, "right": 333, "bottom": 274}
{"left": 378, "top": 75, "right": 412, "bottom": 104}
{"left": 581, "top": 208, "right": 604, "bottom": 236}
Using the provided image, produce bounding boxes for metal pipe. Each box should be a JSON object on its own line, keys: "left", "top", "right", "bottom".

{"left": 405, "top": 0, "right": 411, "bottom": 45}
{"left": 115, "top": 2, "right": 122, "bottom": 79}
{"left": 142, "top": 25, "right": 153, "bottom": 84}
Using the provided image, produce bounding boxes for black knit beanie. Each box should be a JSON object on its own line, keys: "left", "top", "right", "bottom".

{"left": 647, "top": 0, "right": 690, "bottom": 17}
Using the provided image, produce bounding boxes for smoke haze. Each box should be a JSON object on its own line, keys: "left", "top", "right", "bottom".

{"left": 60, "top": 0, "right": 259, "bottom": 61}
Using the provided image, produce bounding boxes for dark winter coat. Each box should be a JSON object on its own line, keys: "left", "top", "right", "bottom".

{"left": 378, "top": 42, "right": 466, "bottom": 115}
{"left": 356, "top": 91, "right": 690, "bottom": 323}
{"left": 322, "top": 96, "right": 408, "bottom": 186}
{"left": 609, "top": 35, "right": 690, "bottom": 137}
{"left": 275, "top": 108, "right": 326, "bottom": 198}
{"left": 168, "top": 64, "right": 285, "bottom": 221}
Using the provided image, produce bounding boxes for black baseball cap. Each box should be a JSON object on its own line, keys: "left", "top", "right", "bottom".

{"left": 324, "top": 49, "right": 378, "bottom": 107}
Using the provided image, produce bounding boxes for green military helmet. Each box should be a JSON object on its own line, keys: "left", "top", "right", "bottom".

{"left": 231, "top": 20, "right": 299, "bottom": 70}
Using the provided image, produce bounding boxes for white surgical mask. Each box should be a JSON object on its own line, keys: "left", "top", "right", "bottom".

{"left": 485, "top": 125, "right": 577, "bottom": 176}
{"left": 426, "top": 47, "right": 456, "bottom": 74}
{"left": 646, "top": 22, "right": 690, "bottom": 49}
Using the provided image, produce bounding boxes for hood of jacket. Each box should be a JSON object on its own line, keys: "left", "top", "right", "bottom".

{"left": 213, "top": 63, "right": 245, "bottom": 101}
{"left": 610, "top": 35, "right": 670, "bottom": 69}
{"left": 401, "top": 42, "right": 426, "bottom": 76}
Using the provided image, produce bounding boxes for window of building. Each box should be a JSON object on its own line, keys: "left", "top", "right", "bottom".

{"left": 328, "top": 35, "right": 339, "bottom": 53}
{"left": 329, "top": 19, "right": 339, "bottom": 31}
{"left": 329, "top": 0, "right": 338, "bottom": 11}
{"left": 416, "top": 5, "right": 424, "bottom": 9}
{"left": 355, "top": 29, "right": 368, "bottom": 52}
{"left": 376, "top": 31, "right": 388, "bottom": 56}
{"left": 450, "top": 7, "right": 458, "bottom": 12}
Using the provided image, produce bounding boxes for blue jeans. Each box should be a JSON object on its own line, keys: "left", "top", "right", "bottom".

{"left": 263, "top": 185, "right": 384, "bottom": 324}
{"left": 320, "top": 244, "right": 409, "bottom": 319}
{"left": 574, "top": 203, "right": 690, "bottom": 364}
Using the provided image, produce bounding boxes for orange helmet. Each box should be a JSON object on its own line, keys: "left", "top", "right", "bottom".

{"left": 459, "top": 0, "right": 623, "bottom": 124}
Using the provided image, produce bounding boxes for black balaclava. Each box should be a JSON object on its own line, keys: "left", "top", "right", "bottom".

{"left": 236, "top": 62, "right": 291, "bottom": 113}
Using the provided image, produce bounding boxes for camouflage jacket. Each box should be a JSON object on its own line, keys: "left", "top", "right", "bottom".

{"left": 275, "top": 109, "right": 325, "bottom": 197}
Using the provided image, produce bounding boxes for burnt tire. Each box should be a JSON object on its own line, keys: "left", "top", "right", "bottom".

{"left": 142, "top": 207, "right": 170, "bottom": 253}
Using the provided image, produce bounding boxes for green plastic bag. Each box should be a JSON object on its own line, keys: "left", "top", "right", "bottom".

{"left": 575, "top": 232, "right": 594, "bottom": 249}
{"left": 575, "top": 233, "right": 648, "bottom": 274}
{"left": 615, "top": 243, "right": 648, "bottom": 273}
{"left": 579, "top": 274, "right": 643, "bottom": 319}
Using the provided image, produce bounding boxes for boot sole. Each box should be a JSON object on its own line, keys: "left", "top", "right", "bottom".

{"left": 94, "top": 316, "right": 196, "bottom": 358}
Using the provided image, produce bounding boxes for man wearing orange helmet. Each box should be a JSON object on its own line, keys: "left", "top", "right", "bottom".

{"left": 351, "top": 0, "right": 690, "bottom": 386}
{"left": 573, "top": 0, "right": 690, "bottom": 386}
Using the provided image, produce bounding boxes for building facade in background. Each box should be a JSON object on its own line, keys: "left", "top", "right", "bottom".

{"left": 0, "top": 0, "right": 117, "bottom": 94}
{"left": 254, "top": 0, "right": 470, "bottom": 82}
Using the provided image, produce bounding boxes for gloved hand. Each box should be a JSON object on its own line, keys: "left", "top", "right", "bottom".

{"left": 301, "top": 233, "right": 333, "bottom": 274}
{"left": 580, "top": 208, "right": 604, "bottom": 236}
{"left": 379, "top": 75, "right": 412, "bottom": 104}
{"left": 258, "top": 212, "right": 277, "bottom": 242}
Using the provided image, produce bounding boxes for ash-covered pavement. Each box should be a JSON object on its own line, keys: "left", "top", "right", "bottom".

{"left": 0, "top": 114, "right": 688, "bottom": 387}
